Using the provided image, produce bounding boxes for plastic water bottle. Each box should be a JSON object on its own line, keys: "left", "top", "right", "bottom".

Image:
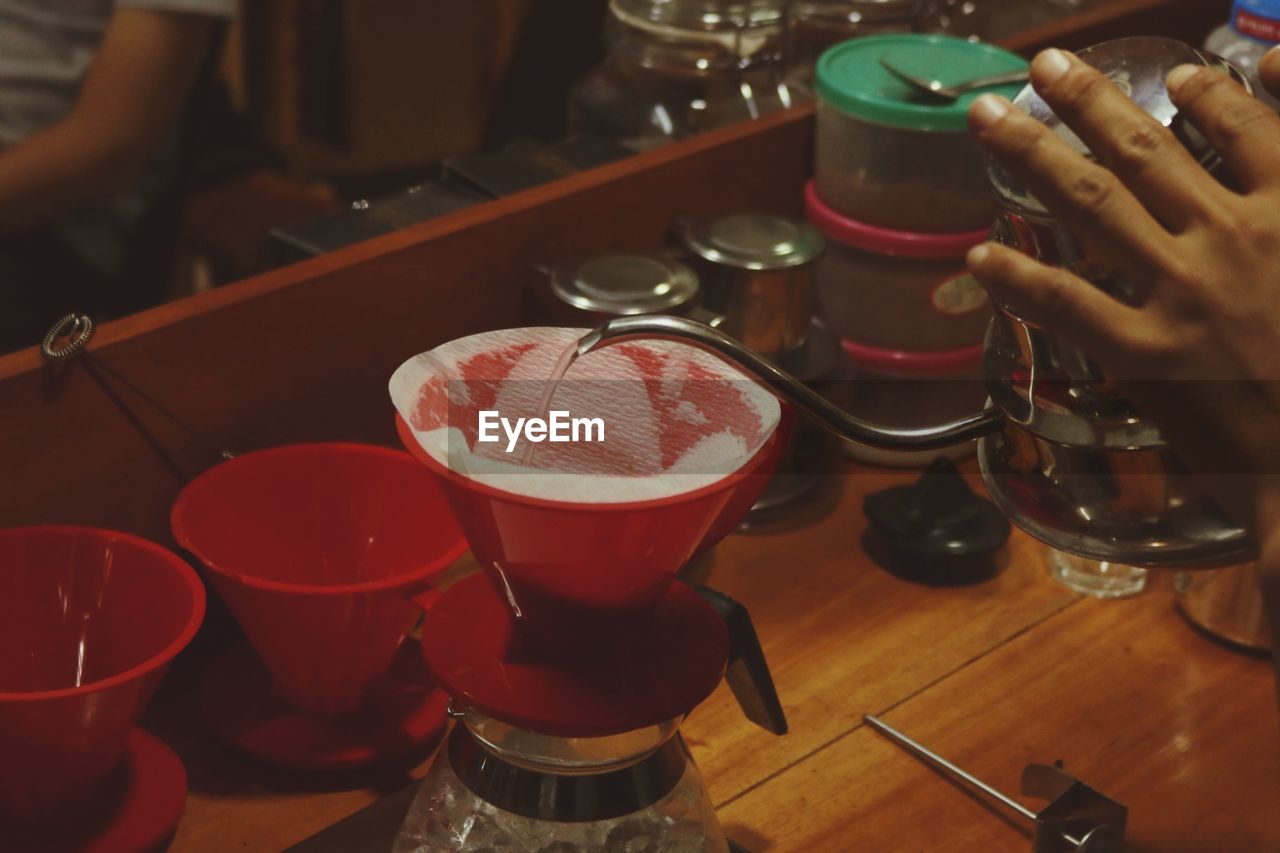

{"left": 1205, "top": 0, "right": 1280, "bottom": 110}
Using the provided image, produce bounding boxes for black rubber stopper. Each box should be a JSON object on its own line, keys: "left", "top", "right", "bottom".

{"left": 862, "top": 458, "right": 1011, "bottom": 586}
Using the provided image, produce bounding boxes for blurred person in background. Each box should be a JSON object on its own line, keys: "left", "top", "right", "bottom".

{"left": 0, "top": 0, "right": 234, "bottom": 353}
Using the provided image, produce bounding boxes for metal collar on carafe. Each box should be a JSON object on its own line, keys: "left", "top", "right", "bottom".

{"left": 446, "top": 720, "right": 693, "bottom": 822}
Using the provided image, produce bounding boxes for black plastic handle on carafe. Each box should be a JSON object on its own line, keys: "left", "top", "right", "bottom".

{"left": 696, "top": 586, "right": 788, "bottom": 736}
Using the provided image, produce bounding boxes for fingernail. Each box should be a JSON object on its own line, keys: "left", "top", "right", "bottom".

{"left": 967, "top": 245, "right": 990, "bottom": 267}
{"left": 1032, "top": 49, "right": 1072, "bottom": 86}
{"left": 969, "top": 95, "right": 1011, "bottom": 131}
{"left": 1167, "top": 64, "right": 1199, "bottom": 94}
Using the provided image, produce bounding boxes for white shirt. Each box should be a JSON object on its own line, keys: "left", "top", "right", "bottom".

{"left": 0, "top": 0, "right": 236, "bottom": 273}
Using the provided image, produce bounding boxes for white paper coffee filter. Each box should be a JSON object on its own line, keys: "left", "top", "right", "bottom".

{"left": 389, "top": 327, "right": 780, "bottom": 503}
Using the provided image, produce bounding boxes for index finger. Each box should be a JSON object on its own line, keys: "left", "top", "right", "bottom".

{"left": 968, "top": 93, "right": 1177, "bottom": 285}
{"left": 1027, "top": 49, "right": 1228, "bottom": 229}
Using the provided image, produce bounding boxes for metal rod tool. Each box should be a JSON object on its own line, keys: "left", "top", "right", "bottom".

{"left": 864, "top": 715, "right": 1126, "bottom": 852}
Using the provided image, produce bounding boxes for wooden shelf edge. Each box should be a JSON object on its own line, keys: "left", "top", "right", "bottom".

{"left": 0, "top": 107, "right": 813, "bottom": 381}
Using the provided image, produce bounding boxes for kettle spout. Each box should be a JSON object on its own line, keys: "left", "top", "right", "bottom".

{"left": 576, "top": 315, "right": 1002, "bottom": 452}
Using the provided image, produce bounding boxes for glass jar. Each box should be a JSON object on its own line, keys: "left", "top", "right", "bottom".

{"left": 805, "top": 181, "right": 990, "bottom": 352}
{"left": 786, "top": 0, "right": 925, "bottom": 84}
{"left": 680, "top": 211, "right": 825, "bottom": 359}
{"left": 813, "top": 34, "right": 1027, "bottom": 232}
{"left": 394, "top": 710, "right": 728, "bottom": 852}
{"left": 569, "top": 0, "right": 796, "bottom": 151}
{"left": 925, "top": 0, "right": 1094, "bottom": 42}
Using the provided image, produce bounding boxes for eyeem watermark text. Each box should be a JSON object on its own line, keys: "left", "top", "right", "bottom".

{"left": 477, "top": 410, "right": 605, "bottom": 453}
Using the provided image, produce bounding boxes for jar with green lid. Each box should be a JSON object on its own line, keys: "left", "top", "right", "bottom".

{"left": 814, "top": 33, "right": 1027, "bottom": 232}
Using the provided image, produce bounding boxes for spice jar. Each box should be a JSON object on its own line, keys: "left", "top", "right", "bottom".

{"left": 569, "top": 0, "right": 796, "bottom": 151}
{"left": 786, "top": 0, "right": 925, "bottom": 83}
{"left": 805, "top": 181, "right": 991, "bottom": 352}
{"left": 680, "top": 212, "right": 825, "bottom": 359}
{"left": 814, "top": 33, "right": 1027, "bottom": 232}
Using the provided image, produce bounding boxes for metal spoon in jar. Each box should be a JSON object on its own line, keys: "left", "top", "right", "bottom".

{"left": 879, "top": 56, "right": 1029, "bottom": 101}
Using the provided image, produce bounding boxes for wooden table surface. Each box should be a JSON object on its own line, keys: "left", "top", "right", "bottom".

{"left": 161, "top": 459, "right": 1280, "bottom": 852}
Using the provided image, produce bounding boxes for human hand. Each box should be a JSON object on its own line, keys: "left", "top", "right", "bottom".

{"left": 964, "top": 45, "right": 1280, "bottom": 561}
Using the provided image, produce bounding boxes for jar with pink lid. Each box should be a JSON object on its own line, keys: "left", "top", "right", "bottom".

{"left": 805, "top": 181, "right": 991, "bottom": 353}
{"left": 839, "top": 338, "right": 987, "bottom": 467}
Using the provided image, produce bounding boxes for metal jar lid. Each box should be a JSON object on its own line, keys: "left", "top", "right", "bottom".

{"left": 681, "top": 212, "right": 825, "bottom": 270}
{"left": 989, "top": 36, "right": 1250, "bottom": 217}
{"left": 549, "top": 254, "right": 701, "bottom": 316}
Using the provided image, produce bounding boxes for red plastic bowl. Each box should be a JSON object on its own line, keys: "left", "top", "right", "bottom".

{"left": 0, "top": 526, "right": 204, "bottom": 822}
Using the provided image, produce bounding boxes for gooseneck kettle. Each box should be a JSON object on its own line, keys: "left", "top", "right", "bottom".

{"left": 577, "top": 37, "right": 1255, "bottom": 569}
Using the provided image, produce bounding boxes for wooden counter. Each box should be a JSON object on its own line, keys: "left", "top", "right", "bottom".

{"left": 163, "top": 461, "right": 1279, "bottom": 851}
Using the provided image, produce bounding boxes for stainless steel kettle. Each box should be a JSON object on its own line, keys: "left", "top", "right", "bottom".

{"left": 576, "top": 38, "right": 1254, "bottom": 569}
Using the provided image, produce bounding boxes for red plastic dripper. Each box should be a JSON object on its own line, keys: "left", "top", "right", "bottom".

{"left": 397, "top": 413, "right": 785, "bottom": 663}
{"left": 390, "top": 328, "right": 786, "bottom": 666}
{"left": 171, "top": 443, "right": 467, "bottom": 716}
{"left": 0, "top": 526, "right": 204, "bottom": 824}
